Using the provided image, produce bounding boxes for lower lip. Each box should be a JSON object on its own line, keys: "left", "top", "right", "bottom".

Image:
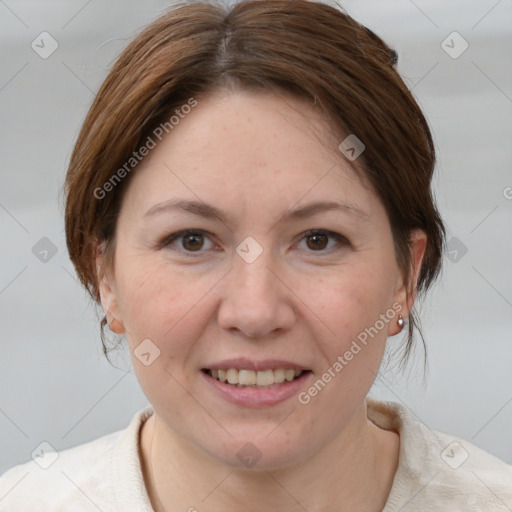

{"left": 201, "top": 371, "right": 312, "bottom": 408}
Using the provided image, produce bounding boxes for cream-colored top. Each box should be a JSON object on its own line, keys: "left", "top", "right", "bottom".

{"left": 1, "top": 400, "right": 511, "bottom": 511}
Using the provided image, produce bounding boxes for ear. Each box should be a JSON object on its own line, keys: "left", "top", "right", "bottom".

{"left": 95, "top": 241, "right": 125, "bottom": 335}
{"left": 390, "top": 229, "right": 427, "bottom": 335}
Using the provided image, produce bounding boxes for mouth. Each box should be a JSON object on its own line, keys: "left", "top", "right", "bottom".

{"left": 202, "top": 368, "right": 311, "bottom": 389}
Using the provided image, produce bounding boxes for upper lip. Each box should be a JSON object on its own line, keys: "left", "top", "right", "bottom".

{"left": 202, "top": 358, "right": 310, "bottom": 372}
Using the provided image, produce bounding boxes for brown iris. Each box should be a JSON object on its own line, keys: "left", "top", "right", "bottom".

{"left": 182, "top": 233, "right": 204, "bottom": 251}
{"left": 306, "top": 233, "right": 328, "bottom": 251}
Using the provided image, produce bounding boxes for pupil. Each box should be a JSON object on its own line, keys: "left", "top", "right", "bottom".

{"left": 307, "top": 233, "right": 327, "bottom": 250}
{"left": 183, "top": 234, "right": 203, "bottom": 251}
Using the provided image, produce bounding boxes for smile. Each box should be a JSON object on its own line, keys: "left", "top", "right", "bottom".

{"left": 201, "top": 366, "right": 313, "bottom": 408}
{"left": 203, "top": 368, "right": 307, "bottom": 388}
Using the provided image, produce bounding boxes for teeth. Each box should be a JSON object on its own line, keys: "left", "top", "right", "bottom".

{"left": 256, "top": 370, "right": 274, "bottom": 386}
{"left": 226, "top": 368, "right": 238, "bottom": 384}
{"left": 208, "top": 368, "right": 304, "bottom": 387}
{"left": 274, "top": 369, "right": 285, "bottom": 383}
{"left": 285, "top": 369, "right": 295, "bottom": 382}
{"left": 238, "top": 369, "right": 256, "bottom": 386}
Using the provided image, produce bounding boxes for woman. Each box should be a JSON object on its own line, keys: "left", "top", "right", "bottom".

{"left": 1, "top": 0, "right": 511, "bottom": 510}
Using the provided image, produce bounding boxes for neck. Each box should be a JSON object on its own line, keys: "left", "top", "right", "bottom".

{"left": 140, "top": 401, "right": 399, "bottom": 512}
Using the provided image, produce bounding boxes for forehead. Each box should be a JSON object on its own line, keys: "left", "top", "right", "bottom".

{"left": 121, "top": 89, "right": 378, "bottom": 221}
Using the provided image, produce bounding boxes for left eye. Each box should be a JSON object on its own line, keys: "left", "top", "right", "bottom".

{"left": 159, "top": 229, "right": 347, "bottom": 255}
{"left": 298, "top": 229, "right": 348, "bottom": 252}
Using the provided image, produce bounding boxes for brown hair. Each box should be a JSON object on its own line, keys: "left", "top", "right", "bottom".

{"left": 64, "top": 0, "right": 446, "bottom": 366}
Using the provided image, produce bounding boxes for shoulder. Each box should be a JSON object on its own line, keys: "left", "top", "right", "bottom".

{"left": 0, "top": 407, "right": 154, "bottom": 512}
{"left": 0, "top": 430, "right": 119, "bottom": 511}
{"left": 368, "top": 399, "right": 512, "bottom": 512}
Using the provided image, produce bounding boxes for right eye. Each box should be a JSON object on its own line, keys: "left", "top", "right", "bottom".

{"left": 159, "top": 229, "right": 216, "bottom": 256}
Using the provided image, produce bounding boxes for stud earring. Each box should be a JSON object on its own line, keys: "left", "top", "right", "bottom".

{"left": 397, "top": 314, "right": 405, "bottom": 331}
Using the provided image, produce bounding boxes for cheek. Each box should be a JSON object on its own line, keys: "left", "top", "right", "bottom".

{"left": 305, "top": 261, "right": 396, "bottom": 349}
{"left": 296, "top": 266, "right": 395, "bottom": 424}
{"left": 115, "top": 260, "right": 211, "bottom": 416}
{"left": 115, "top": 258, "right": 225, "bottom": 354}
{"left": 117, "top": 265, "right": 173, "bottom": 340}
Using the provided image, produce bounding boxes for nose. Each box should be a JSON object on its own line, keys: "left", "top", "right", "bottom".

{"left": 217, "top": 244, "right": 296, "bottom": 338}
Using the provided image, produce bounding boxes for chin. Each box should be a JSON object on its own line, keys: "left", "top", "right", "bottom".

{"left": 199, "top": 429, "right": 310, "bottom": 472}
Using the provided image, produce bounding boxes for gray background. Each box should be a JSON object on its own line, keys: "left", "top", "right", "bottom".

{"left": 1, "top": 0, "right": 511, "bottom": 475}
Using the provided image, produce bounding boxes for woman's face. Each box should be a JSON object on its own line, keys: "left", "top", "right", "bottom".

{"left": 99, "top": 90, "right": 424, "bottom": 469}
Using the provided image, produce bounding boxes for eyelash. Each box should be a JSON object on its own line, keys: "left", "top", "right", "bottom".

{"left": 158, "top": 229, "right": 349, "bottom": 257}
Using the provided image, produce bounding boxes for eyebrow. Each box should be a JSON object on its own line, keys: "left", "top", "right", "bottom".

{"left": 143, "top": 199, "right": 370, "bottom": 225}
